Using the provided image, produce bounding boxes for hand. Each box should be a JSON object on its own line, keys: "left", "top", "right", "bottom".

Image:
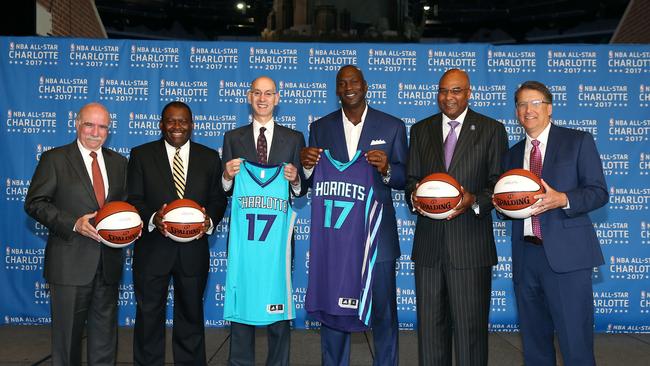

{"left": 300, "top": 147, "right": 322, "bottom": 169}
{"left": 197, "top": 207, "right": 210, "bottom": 239}
{"left": 284, "top": 163, "right": 299, "bottom": 185}
{"left": 223, "top": 158, "right": 242, "bottom": 181}
{"left": 446, "top": 188, "right": 475, "bottom": 220}
{"left": 154, "top": 204, "right": 168, "bottom": 236}
{"left": 366, "top": 150, "right": 389, "bottom": 175}
{"left": 530, "top": 179, "right": 567, "bottom": 215}
{"left": 410, "top": 183, "right": 427, "bottom": 216}
{"left": 75, "top": 211, "right": 102, "bottom": 242}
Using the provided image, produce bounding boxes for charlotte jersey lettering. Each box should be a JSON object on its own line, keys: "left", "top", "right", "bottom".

{"left": 306, "top": 150, "right": 383, "bottom": 332}
{"left": 223, "top": 160, "right": 297, "bottom": 325}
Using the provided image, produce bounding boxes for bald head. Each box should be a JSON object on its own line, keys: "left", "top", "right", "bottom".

{"left": 437, "top": 68, "right": 471, "bottom": 120}
{"left": 248, "top": 76, "right": 279, "bottom": 123}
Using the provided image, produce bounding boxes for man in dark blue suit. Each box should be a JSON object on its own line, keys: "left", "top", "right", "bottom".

{"left": 300, "top": 65, "right": 408, "bottom": 365}
{"left": 501, "top": 81, "right": 608, "bottom": 365}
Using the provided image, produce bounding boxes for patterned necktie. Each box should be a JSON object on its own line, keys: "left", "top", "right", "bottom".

{"left": 257, "top": 126, "right": 268, "bottom": 164}
{"left": 443, "top": 120, "right": 460, "bottom": 170}
{"left": 89, "top": 151, "right": 105, "bottom": 208}
{"left": 173, "top": 147, "right": 185, "bottom": 199}
{"left": 530, "top": 139, "right": 543, "bottom": 239}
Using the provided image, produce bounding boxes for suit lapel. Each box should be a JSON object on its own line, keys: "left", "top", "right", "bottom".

{"left": 238, "top": 124, "right": 258, "bottom": 161}
{"left": 64, "top": 142, "right": 98, "bottom": 207}
{"left": 323, "top": 110, "right": 346, "bottom": 162}
{"left": 541, "top": 124, "right": 559, "bottom": 178}
{"left": 427, "top": 115, "right": 446, "bottom": 171}
{"left": 448, "top": 109, "right": 478, "bottom": 172}
{"left": 102, "top": 148, "right": 118, "bottom": 202}
{"left": 357, "top": 107, "right": 376, "bottom": 152}
{"left": 268, "top": 125, "right": 286, "bottom": 164}
{"left": 153, "top": 140, "right": 176, "bottom": 197}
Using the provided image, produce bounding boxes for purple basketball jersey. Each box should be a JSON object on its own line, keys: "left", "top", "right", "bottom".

{"left": 306, "top": 150, "right": 383, "bottom": 332}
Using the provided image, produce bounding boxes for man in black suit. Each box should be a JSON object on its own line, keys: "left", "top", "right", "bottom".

{"left": 221, "top": 75, "right": 307, "bottom": 365}
{"left": 25, "top": 102, "right": 128, "bottom": 365}
{"left": 406, "top": 69, "right": 508, "bottom": 365}
{"left": 128, "top": 101, "right": 227, "bottom": 366}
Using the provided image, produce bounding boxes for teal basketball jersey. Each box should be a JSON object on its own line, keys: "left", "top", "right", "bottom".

{"left": 223, "top": 160, "right": 297, "bottom": 325}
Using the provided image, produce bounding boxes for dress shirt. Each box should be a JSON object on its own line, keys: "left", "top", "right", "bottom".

{"left": 77, "top": 139, "right": 109, "bottom": 197}
{"left": 523, "top": 123, "right": 551, "bottom": 236}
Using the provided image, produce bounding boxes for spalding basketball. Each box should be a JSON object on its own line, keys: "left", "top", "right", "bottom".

{"left": 95, "top": 201, "right": 142, "bottom": 248}
{"left": 162, "top": 199, "right": 205, "bottom": 243}
{"left": 415, "top": 173, "right": 463, "bottom": 220}
{"left": 493, "top": 169, "right": 545, "bottom": 219}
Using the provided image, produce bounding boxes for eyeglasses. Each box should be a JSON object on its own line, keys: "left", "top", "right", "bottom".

{"left": 80, "top": 122, "right": 109, "bottom": 131}
{"left": 250, "top": 90, "right": 276, "bottom": 98}
{"left": 515, "top": 99, "right": 551, "bottom": 109}
{"left": 438, "top": 87, "right": 468, "bottom": 96}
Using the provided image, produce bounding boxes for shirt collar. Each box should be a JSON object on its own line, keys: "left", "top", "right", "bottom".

{"left": 76, "top": 139, "right": 102, "bottom": 157}
{"left": 442, "top": 107, "right": 469, "bottom": 125}
{"left": 164, "top": 139, "right": 190, "bottom": 154}
{"left": 253, "top": 118, "right": 275, "bottom": 133}
{"left": 341, "top": 104, "right": 368, "bottom": 126}
{"left": 526, "top": 122, "right": 551, "bottom": 146}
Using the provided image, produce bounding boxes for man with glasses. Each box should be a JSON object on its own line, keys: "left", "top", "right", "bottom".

{"left": 502, "top": 81, "right": 607, "bottom": 365}
{"left": 128, "top": 101, "right": 227, "bottom": 365}
{"left": 406, "top": 68, "right": 508, "bottom": 365}
{"left": 221, "top": 76, "right": 307, "bottom": 365}
{"left": 25, "top": 102, "right": 128, "bottom": 365}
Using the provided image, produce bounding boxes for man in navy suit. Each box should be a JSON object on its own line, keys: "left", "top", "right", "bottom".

{"left": 501, "top": 81, "right": 607, "bottom": 365}
{"left": 301, "top": 65, "right": 408, "bottom": 365}
{"left": 128, "top": 101, "right": 227, "bottom": 365}
{"left": 221, "top": 75, "right": 307, "bottom": 366}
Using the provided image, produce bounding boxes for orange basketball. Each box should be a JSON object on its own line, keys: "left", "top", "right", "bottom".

{"left": 415, "top": 173, "right": 463, "bottom": 220}
{"left": 162, "top": 199, "right": 205, "bottom": 243}
{"left": 493, "top": 169, "right": 545, "bottom": 219}
{"left": 95, "top": 201, "right": 142, "bottom": 248}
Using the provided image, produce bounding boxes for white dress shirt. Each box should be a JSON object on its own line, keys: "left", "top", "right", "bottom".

{"left": 77, "top": 139, "right": 109, "bottom": 197}
{"left": 442, "top": 107, "right": 468, "bottom": 143}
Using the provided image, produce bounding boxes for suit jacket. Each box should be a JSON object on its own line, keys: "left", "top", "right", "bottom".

{"left": 405, "top": 109, "right": 509, "bottom": 268}
{"left": 221, "top": 122, "right": 308, "bottom": 197}
{"left": 502, "top": 124, "right": 607, "bottom": 275}
{"left": 25, "top": 141, "right": 128, "bottom": 285}
{"left": 308, "top": 106, "right": 408, "bottom": 262}
{"left": 127, "top": 139, "right": 227, "bottom": 276}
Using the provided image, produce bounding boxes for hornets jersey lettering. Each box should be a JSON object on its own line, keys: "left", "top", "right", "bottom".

{"left": 223, "top": 160, "right": 297, "bottom": 325}
{"left": 306, "top": 150, "right": 383, "bottom": 332}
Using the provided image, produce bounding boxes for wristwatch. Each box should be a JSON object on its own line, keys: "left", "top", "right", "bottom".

{"left": 382, "top": 165, "right": 391, "bottom": 184}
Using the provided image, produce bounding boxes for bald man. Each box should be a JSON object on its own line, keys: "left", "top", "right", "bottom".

{"left": 221, "top": 76, "right": 307, "bottom": 365}
{"left": 406, "top": 69, "right": 508, "bottom": 365}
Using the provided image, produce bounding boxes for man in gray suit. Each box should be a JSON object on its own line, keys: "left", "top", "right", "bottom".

{"left": 406, "top": 69, "right": 508, "bottom": 365}
{"left": 25, "top": 102, "right": 128, "bottom": 365}
{"left": 221, "top": 75, "right": 307, "bottom": 365}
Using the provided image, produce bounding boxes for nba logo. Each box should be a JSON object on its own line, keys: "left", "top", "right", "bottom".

{"left": 131, "top": 45, "right": 136, "bottom": 53}
{"left": 219, "top": 80, "right": 224, "bottom": 89}
{"left": 191, "top": 46, "right": 195, "bottom": 54}
{"left": 7, "top": 110, "right": 12, "bottom": 119}
{"left": 70, "top": 44, "right": 75, "bottom": 52}
{"left": 487, "top": 49, "right": 492, "bottom": 58}
{"left": 279, "top": 81, "right": 284, "bottom": 89}
{"left": 547, "top": 50, "right": 552, "bottom": 58}
{"left": 610, "top": 256, "right": 615, "bottom": 264}
{"left": 250, "top": 47, "right": 255, "bottom": 56}
{"left": 309, "top": 48, "right": 314, "bottom": 56}
{"left": 578, "top": 84, "right": 584, "bottom": 92}
{"left": 368, "top": 49, "right": 374, "bottom": 57}
{"left": 428, "top": 49, "right": 433, "bottom": 58}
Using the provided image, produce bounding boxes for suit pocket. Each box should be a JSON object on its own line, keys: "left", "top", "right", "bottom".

{"left": 562, "top": 215, "right": 592, "bottom": 228}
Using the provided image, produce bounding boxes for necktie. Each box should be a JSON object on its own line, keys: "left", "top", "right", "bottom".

{"left": 257, "top": 126, "right": 268, "bottom": 164}
{"left": 173, "top": 147, "right": 185, "bottom": 199}
{"left": 443, "top": 120, "right": 460, "bottom": 170}
{"left": 530, "top": 139, "right": 543, "bottom": 239}
{"left": 89, "top": 151, "right": 105, "bottom": 208}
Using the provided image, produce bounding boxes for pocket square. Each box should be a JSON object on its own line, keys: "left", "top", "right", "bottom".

{"left": 370, "top": 139, "right": 386, "bottom": 145}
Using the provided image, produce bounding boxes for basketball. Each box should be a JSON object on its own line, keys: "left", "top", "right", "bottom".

{"left": 415, "top": 173, "right": 463, "bottom": 220}
{"left": 95, "top": 201, "right": 142, "bottom": 248}
{"left": 162, "top": 198, "right": 205, "bottom": 243}
{"left": 493, "top": 169, "right": 545, "bottom": 219}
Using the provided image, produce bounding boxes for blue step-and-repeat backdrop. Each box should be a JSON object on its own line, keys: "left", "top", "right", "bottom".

{"left": 1, "top": 36, "right": 649, "bottom": 333}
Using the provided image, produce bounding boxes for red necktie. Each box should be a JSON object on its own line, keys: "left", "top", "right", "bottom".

{"left": 257, "top": 127, "right": 268, "bottom": 164}
{"left": 90, "top": 151, "right": 105, "bottom": 208}
{"left": 530, "top": 140, "right": 542, "bottom": 239}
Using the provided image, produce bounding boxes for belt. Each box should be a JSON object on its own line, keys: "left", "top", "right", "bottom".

{"left": 523, "top": 236, "right": 543, "bottom": 245}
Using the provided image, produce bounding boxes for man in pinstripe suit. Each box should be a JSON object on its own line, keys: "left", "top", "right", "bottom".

{"left": 406, "top": 69, "right": 509, "bottom": 365}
